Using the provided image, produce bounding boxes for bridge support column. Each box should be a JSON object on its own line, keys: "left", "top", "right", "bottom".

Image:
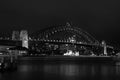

{"left": 102, "top": 40, "right": 107, "bottom": 56}
{"left": 20, "top": 30, "right": 29, "bottom": 48}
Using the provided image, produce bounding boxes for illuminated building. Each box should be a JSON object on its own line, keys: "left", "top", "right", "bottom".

{"left": 20, "top": 30, "right": 28, "bottom": 48}
{"left": 64, "top": 50, "right": 79, "bottom": 56}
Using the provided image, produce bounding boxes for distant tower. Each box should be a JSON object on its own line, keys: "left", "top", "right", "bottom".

{"left": 20, "top": 30, "right": 28, "bottom": 48}
{"left": 102, "top": 40, "right": 107, "bottom": 55}
{"left": 12, "top": 31, "right": 20, "bottom": 40}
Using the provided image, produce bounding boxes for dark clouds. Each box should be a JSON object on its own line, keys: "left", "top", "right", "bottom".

{"left": 0, "top": 0, "right": 120, "bottom": 45}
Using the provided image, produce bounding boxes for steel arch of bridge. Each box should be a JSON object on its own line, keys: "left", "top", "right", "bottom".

{"left": 33, "top": 23, "right": 99, "bottom": 44}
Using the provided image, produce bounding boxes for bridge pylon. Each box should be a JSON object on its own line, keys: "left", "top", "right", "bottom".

{"left": 20, "top": 30, "right": 29, "bottom": 48}
{"left": 102, "top": 40, "right": 107, "bottom": 55}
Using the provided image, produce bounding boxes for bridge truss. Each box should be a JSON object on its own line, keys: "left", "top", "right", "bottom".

{"left": 32, "top": 23, "right": 99, "bottom": 45}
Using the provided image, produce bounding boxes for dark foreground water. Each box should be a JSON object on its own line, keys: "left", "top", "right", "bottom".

{"left": 1, "top": 60, "right": 120, "bottom": 80}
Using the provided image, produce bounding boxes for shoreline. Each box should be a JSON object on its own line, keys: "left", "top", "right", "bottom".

{"left": 18, "top": 55, "right": 117, "bottom": 63}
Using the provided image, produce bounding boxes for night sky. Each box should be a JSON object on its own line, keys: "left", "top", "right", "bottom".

{"left": 0, "top": 0, "right": 120, "bottom": 46}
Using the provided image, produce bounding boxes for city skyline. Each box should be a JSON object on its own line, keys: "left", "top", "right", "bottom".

{"left": 0, "top": 0, "right": 120, "bottom": 46}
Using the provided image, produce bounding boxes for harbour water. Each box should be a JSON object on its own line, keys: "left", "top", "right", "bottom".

{"left": 1, "top": 58, "right": 120, "bottom": 80}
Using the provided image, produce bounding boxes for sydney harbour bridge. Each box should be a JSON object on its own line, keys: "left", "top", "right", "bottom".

{"left": 0, "top": 23, "right": 115, "bottom": 56}
{"left": 28, "top": 22, "right": 114, "bottom": 56}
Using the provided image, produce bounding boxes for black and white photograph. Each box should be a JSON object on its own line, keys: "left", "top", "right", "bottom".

{"left": 0, "top": 0, "right": 120, "bottom": 80}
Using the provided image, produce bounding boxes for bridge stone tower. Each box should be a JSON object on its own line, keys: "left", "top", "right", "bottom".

{"left": 20, "top": 30, "right": 28, "bottom": 48}
{"left": 12, "top": 31, "right": 20, "bottom": 40}
{"left": 102, "top": 40, "right": 107, "bottom": 55}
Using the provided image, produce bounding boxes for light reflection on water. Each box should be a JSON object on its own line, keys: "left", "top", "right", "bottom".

{"left": 1, "top": 61, "right": 120, "bottom": 80}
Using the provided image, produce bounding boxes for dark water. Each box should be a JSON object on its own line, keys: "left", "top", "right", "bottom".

{"left": 1, "top": 61, "right": 120, "bottom": 80}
